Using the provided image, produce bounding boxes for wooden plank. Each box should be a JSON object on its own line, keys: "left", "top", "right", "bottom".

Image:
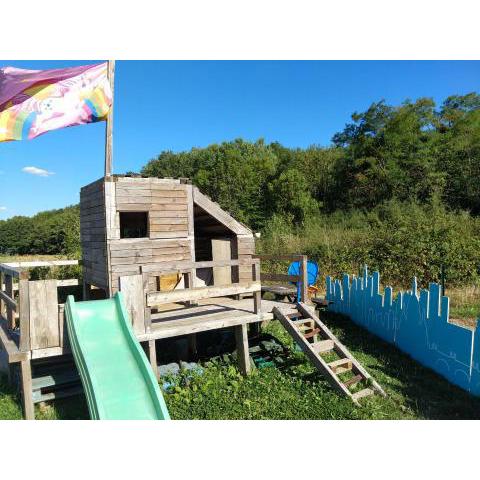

{"left": 312, "top": 339, "right": 334, "bottom": 353}
{"left": 5, "top": 274, "right": 14, "bottom": 328}
{"left": 57, "top": 279, "right": 79, "bottom": 287}
{"left": 149, "top": 210, "right": 189, "bottom": 219}
{"left": 212, "top": 238, "right": 232, "bottom": 286}
{"left": 139, "top": 310, "right": 261, "bottom": 341}
{"left": 0, "top": 288, "right": 17, "bottom": 312}
{"left": 19, "top": 279, "right": 30, "bottom": 352}
{"left": 261, "top": 273, "right": 300, "bottom": 283}
{"left": 328, "top": 358, "right": 352, "bottom": 374}
{"left": 0, "top": 315, "right": 28, "bottom": 362}
{"left": 300, "top": 255, "right": 308, "bottom": 304}
{"left": 147, "top": 340, "right": 158, "bottom": 379}
{"left": 29, "top": 280, "right": 60, "bottom": 350}
{"left": 119, "top": 275, "right": 146, "bottom": 335}
{"left": 235, "top": 323, "right": 251, "bottom": 375}
{"left": 20, "top": 359, "right": 35, "bottom": 419}
{"left": 147, "top": 281, "right": 261, "bottom": 306}
{"left": 254, "top": 254, "right": 304, "bottom": 261}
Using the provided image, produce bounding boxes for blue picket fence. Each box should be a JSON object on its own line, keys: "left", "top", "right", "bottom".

{"left": 326, "top": 266, "right": 480, "bottom": 396}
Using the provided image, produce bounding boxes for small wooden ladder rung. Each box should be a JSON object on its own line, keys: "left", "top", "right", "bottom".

{"left": 312, "top": 339, "right": 334, "bottom": 353}
{"left": 272, "top": 303, "right": 386, "bottom": 405}
{"left": 328, "top": 358, "right": 352, "bottom": 374}
{"left": 343, "top": 374, "right": 363, "bottom": 388}
{"left": 303, "top": 328, "right": 321, "bottom": 339}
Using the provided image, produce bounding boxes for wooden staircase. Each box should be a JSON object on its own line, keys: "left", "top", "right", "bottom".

{"left": 272, "top": 303, "right": 386, "bottom": 405}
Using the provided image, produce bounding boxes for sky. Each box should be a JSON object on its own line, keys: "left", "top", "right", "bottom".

{"left": 0, "top": 60, "right": 479, "bottom": 219}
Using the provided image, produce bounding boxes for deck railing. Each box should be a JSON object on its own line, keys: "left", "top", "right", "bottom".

{"left": 254, "top": 254, "right": 308, "bottom": 302}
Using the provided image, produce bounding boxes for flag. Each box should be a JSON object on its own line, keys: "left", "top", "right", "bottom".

{"left": 0, "top": 62, "right": 112, "bottom": 142}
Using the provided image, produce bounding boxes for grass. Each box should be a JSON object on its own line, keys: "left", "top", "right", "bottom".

{"left": 1, "top": 311, "right": 480, "bottom": 420}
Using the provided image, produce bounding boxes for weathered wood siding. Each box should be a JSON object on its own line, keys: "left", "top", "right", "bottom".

{"left": 109, "top": 178, "right": 192, "bottom": 293}
{"left": 237, "top": 235, "right": 255, "bottom": 282}
{"left": 80, "top": 179, "right": 108, "bottom": 289}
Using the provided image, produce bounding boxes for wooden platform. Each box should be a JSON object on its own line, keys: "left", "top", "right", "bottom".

{"left": 139, "top": 297, "right": 296, "bottom": 341}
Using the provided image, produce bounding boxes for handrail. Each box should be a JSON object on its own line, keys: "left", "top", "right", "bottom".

{"left": 147, "top": 281, "right": 261, "bottom": 307}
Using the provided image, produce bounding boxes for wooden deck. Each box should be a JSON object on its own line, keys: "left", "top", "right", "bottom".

{"left": 139, "top": 296, "right": 297, "bottom": 341}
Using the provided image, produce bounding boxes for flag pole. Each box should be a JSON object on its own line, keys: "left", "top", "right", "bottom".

{"left": 104, "top": 60, "right": 115, "bottom": 177}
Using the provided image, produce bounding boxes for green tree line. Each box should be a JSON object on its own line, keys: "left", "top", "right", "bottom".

{"left": 1, "top": 93, "right": 479, "bottom": 285}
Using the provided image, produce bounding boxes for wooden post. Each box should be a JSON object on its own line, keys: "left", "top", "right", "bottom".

{"left": 5, "top": 274, "right": 14, "bottom": 329}
{"left": 0, "top": 270, "right": 3, "bottom": 317}
{"left": 235, "top": 323, "right": 251, "bottom": 376}
{"left": 250, "top": 260, "right": 262, "bottom": 336}
{"left": 82, "top": 281, "right": 91, "bottom": 300}
{"left": 300, "top": 255, "right": 308, "bottom": 303}
{"left": 104, "top": 60, "right": 115, "bottom": 177}
{"left": 147, "top": 340, "right": 159, "bottom": 380}
{"left": 20, "top": 359, "right": 34, "bottom": 420}
{"left": 19, "top": 279, "right": 31, "bottom": 352}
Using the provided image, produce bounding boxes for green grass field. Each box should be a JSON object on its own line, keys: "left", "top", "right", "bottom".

{"left": 1, "top": 311, "right": 479, "bottom": 420}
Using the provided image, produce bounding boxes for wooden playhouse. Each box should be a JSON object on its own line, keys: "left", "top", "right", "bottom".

{"left": 0, "top": 175, "right": 313, "bottom": 418}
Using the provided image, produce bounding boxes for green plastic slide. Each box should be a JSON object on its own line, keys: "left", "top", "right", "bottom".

{"left": 65, "top": 293, "right": 170, "bottom": 420}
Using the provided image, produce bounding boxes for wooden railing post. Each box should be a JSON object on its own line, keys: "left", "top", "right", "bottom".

{"left": 5, "top": 274, "right": 14, "bottom": 329}
{"left": 0, "top": 270, "right": 3, "bottom": 317}
{"left": 300, "top": 255, "right": 308, "bottom": 303}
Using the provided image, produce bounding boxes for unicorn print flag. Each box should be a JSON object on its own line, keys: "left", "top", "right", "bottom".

{"left": 0, "top": 62, "right": 112, "bottom": 142}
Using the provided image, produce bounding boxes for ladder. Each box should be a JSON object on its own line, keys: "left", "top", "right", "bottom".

{"left": 272, "top": 303, "right": 386, "bottom": 405}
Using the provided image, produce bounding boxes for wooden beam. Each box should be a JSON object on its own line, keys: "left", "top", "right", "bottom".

{"left": 235, "top": 323, "right": 251, "bottom": 375}
{"left": 0, "top": 288, "right": 17, "bottom": 312}
{"left": 20, "top": 359, "right": 35, "bottom": 420}
{"left": 147, "top": 281, "right": 261, "bottom": 306}
{"left": 0, "top": 315, "right": 28, "bottom": 362}
{"left": 260, "top": 273, "right": 300, "bottom": 283}
{"left": 104, "top": 59, "right": 115, "bottom": 177}
{"left": 147, "top": 340, "right": 158, "bottom": 380}
{"left": 19, "top": 280, "right": 30, "bottom": 352}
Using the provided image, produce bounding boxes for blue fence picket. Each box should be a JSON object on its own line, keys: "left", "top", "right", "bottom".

{"left": 326, "top": 266, "right": 479, "bottom": 396}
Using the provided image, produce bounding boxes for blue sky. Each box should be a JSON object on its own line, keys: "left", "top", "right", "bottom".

{"left": 0, "top": 60, "right": 479, "bottom": 219}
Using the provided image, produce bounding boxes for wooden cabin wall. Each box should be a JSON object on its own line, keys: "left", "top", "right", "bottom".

{"left": 108, "top": 178, "right": 193, "bottom": 293}
{"left": 80, "top": 179, "right": 108, "bottom": 290}
{"left": 237, "top": 235, "right": 255, "bottom": 282}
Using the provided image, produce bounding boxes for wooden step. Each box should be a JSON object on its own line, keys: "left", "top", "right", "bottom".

{"left": 303, "top": 328, "right": 320, "bottom": 339}
{"left": 343, "top": 374, "right": 363, "bottom": 388}
{"left": 328, "top": 358, "right": 352, "bottom": 374}
{"left": 312, "top": 339, "right": 334, "bottom": 353}
{"left": 351, "top": 388, "right": 374, "bottom": 402}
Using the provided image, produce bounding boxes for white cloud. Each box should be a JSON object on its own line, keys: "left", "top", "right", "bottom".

{"left": 22, "top": 166, "right": 55, "bottom": 177}
{"left": 0, "top": 206, "right": 6, "bottom": 211}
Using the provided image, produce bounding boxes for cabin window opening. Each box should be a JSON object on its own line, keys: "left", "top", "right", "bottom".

{"left": 119, "top": 211, "right": 149, "bottom": 239}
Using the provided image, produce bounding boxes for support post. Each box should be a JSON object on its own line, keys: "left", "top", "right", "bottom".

{"left": 104, "top": 59, "right": 115, "bottom": 177}
{"left": 147, "top": 340, "right": 158, "bottom": 380}
{"left": 300, "top": 255, "right": 308, "bottom": 303}
{"left": 235, "top": 323, "right": 251, "bottom": 376}
{"left": 250, "top": 260, "right": 262, "bottom": 336}
{"left": 5, "top": 274, "right": 14, "bottom": 329}
{"left": 82, "top": 281, "right": 91, "bottom": 301}
{"left": 0, "top": 270, "right": 3, "bottom": 317}
{"left": 19, "top": 279, "right": 30, "bottom": 352}
{"left": 20, "top": 359, "right": 34, "bottom": 420}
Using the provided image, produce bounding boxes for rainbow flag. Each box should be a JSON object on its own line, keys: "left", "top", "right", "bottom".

{"left": 0, "top": 62, "right": 112, "bottom": 142}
